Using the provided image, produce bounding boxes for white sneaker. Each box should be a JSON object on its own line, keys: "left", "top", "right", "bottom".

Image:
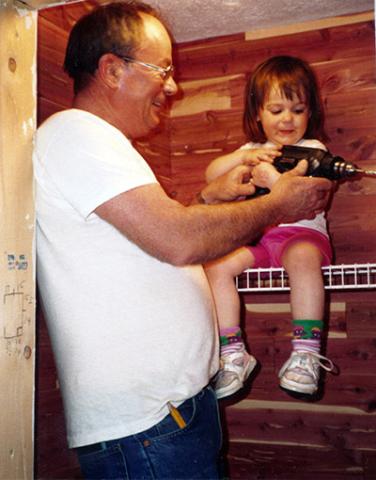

{"left": 214, "top": 349, "right": 257, "bottom": 399}
{"left": 279, "top": 350, "right": 334, "bottom": 395}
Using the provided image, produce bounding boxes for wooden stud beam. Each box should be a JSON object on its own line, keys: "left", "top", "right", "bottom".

{"left": 0, "top": 3, "right": 36, "bottom": 479}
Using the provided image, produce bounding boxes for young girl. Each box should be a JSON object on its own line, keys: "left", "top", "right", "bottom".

{"left": 205, "top": 55, "right": 334, "bottom": 399}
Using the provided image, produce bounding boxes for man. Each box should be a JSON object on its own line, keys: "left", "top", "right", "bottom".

{"left": 33, "top": 2, "right": 331, "bottom": 478}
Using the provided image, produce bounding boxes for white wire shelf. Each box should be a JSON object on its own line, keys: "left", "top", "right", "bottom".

{"left": 236, "top": 263, "right": 376, "bottom": 292}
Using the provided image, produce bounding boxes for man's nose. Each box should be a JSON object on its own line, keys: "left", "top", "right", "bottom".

{"left": 164, "top": 76, "right": 178, "bottom": 96}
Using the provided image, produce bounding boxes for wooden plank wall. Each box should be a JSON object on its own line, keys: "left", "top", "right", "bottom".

{"left": 36, "top": 5, "right": 376, "bottom": 479}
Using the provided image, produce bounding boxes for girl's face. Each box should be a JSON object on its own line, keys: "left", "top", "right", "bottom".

{"left": 258, "top": 84, "right": 310, "bottom": 145}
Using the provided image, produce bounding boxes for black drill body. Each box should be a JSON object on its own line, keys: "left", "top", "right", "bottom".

{"left": 275, "top": 145, "right": 359, "bottom": 180}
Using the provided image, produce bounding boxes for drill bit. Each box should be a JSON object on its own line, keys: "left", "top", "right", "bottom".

{"left": 360, "top": 168, "right": 376, "bottom": 177}
{"left": 340, "top": 164, "right": 376, "bottom": 177}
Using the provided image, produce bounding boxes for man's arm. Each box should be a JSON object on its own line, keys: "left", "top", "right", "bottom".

{"left": 95, "top": 161, "right": 332, "bottom": 266}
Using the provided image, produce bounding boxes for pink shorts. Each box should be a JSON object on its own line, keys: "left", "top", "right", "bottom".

{"left": 247, "top": 226, "right": 332, "bottom": 268}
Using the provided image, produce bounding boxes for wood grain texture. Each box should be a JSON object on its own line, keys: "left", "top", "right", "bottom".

{"left": 0, "top": 5, "right": 37, "bottom": 479}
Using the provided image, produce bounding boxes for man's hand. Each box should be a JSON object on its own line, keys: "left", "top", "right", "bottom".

{"left": 269, "top": 160, "right": 333, "bottom": 223}
{"left": 199, "top": 164, "right": 256, "bottom": 204}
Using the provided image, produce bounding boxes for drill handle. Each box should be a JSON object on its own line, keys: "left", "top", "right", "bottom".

{"left": 275, "top": 145, "right": 329, "bottom": 175}
{"left": 253, "top": 145, "right": 329, "bottom": 195}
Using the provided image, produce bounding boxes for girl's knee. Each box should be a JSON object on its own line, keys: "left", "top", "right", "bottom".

{"left": 282, "top": 241, "right": 323, "bottom": 270}
{"left": 206, "top": 248, "right": 254, "bottom": 279}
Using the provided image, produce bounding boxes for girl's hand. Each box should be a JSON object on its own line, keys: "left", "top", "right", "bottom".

{"left": 251, "top": 162, "right": 281, "bottom": 189}
{"left": 241, "top": 146, "right": 281, "bottom": 167}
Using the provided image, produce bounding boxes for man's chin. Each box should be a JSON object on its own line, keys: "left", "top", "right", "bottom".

{"left": 150, "top": 115, "right": 167, "bottom": 133}
{"left": 136, "top": 120, "right": 162, "bottom": 140}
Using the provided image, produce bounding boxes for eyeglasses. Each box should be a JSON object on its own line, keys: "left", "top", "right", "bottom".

{"left": 119, "top": 55, "right": 174, "bottom": 80}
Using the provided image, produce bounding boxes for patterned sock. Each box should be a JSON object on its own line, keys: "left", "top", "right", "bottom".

{"left": 292, "top": 319, "right": 323, "bottom": 354}
{"left": 219, "top": 327, "right": 244, "bottom": 356}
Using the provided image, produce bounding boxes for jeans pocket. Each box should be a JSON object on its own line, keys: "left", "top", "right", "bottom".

{"left": 77, "top": 443, "right": 129, "bottom": 480}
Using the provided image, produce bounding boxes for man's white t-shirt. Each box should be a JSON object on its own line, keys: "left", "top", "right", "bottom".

{"left": 34, "top": 109, "right": 218, "bottom": 448}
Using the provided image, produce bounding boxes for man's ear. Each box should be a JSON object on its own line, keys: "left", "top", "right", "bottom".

{"left": 97, "top": 53, "right": 125, "bottom": 88}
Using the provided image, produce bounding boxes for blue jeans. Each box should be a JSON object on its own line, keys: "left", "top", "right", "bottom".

{"left": 76, "top": 385, "right": 222, "bottom": 479}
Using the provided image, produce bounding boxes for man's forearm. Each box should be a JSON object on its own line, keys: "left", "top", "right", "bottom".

{"left": 174, "top": 195, "right": 281, "bottom": 265}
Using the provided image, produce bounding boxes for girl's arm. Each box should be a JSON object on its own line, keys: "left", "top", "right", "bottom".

{"left": 205, "top": 149, "right": 249, "bottom": 183}
{"left": 205, "top": 146, "right": 281, "bottom": 183}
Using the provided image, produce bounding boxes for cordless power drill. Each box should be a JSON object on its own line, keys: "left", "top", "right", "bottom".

{"left": 255, "top": 145, "right": 376, "bottom": 195}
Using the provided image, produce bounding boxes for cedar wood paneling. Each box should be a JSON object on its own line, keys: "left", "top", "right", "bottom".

{"left": 36, "top": 4, "right": 376, "bottom": 478}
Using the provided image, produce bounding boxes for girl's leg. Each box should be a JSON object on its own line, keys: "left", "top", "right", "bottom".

{"left": 205, "top": 246, "right": 256, "bottom": 330}
{"left": 205, "top": 247, "right": 257, "bottom": 399}
{"left": 283, "top": 239, "right": 325, "bottom": 320}
{"left": 278, "top": 240, "right": 333, "bottom": 394}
